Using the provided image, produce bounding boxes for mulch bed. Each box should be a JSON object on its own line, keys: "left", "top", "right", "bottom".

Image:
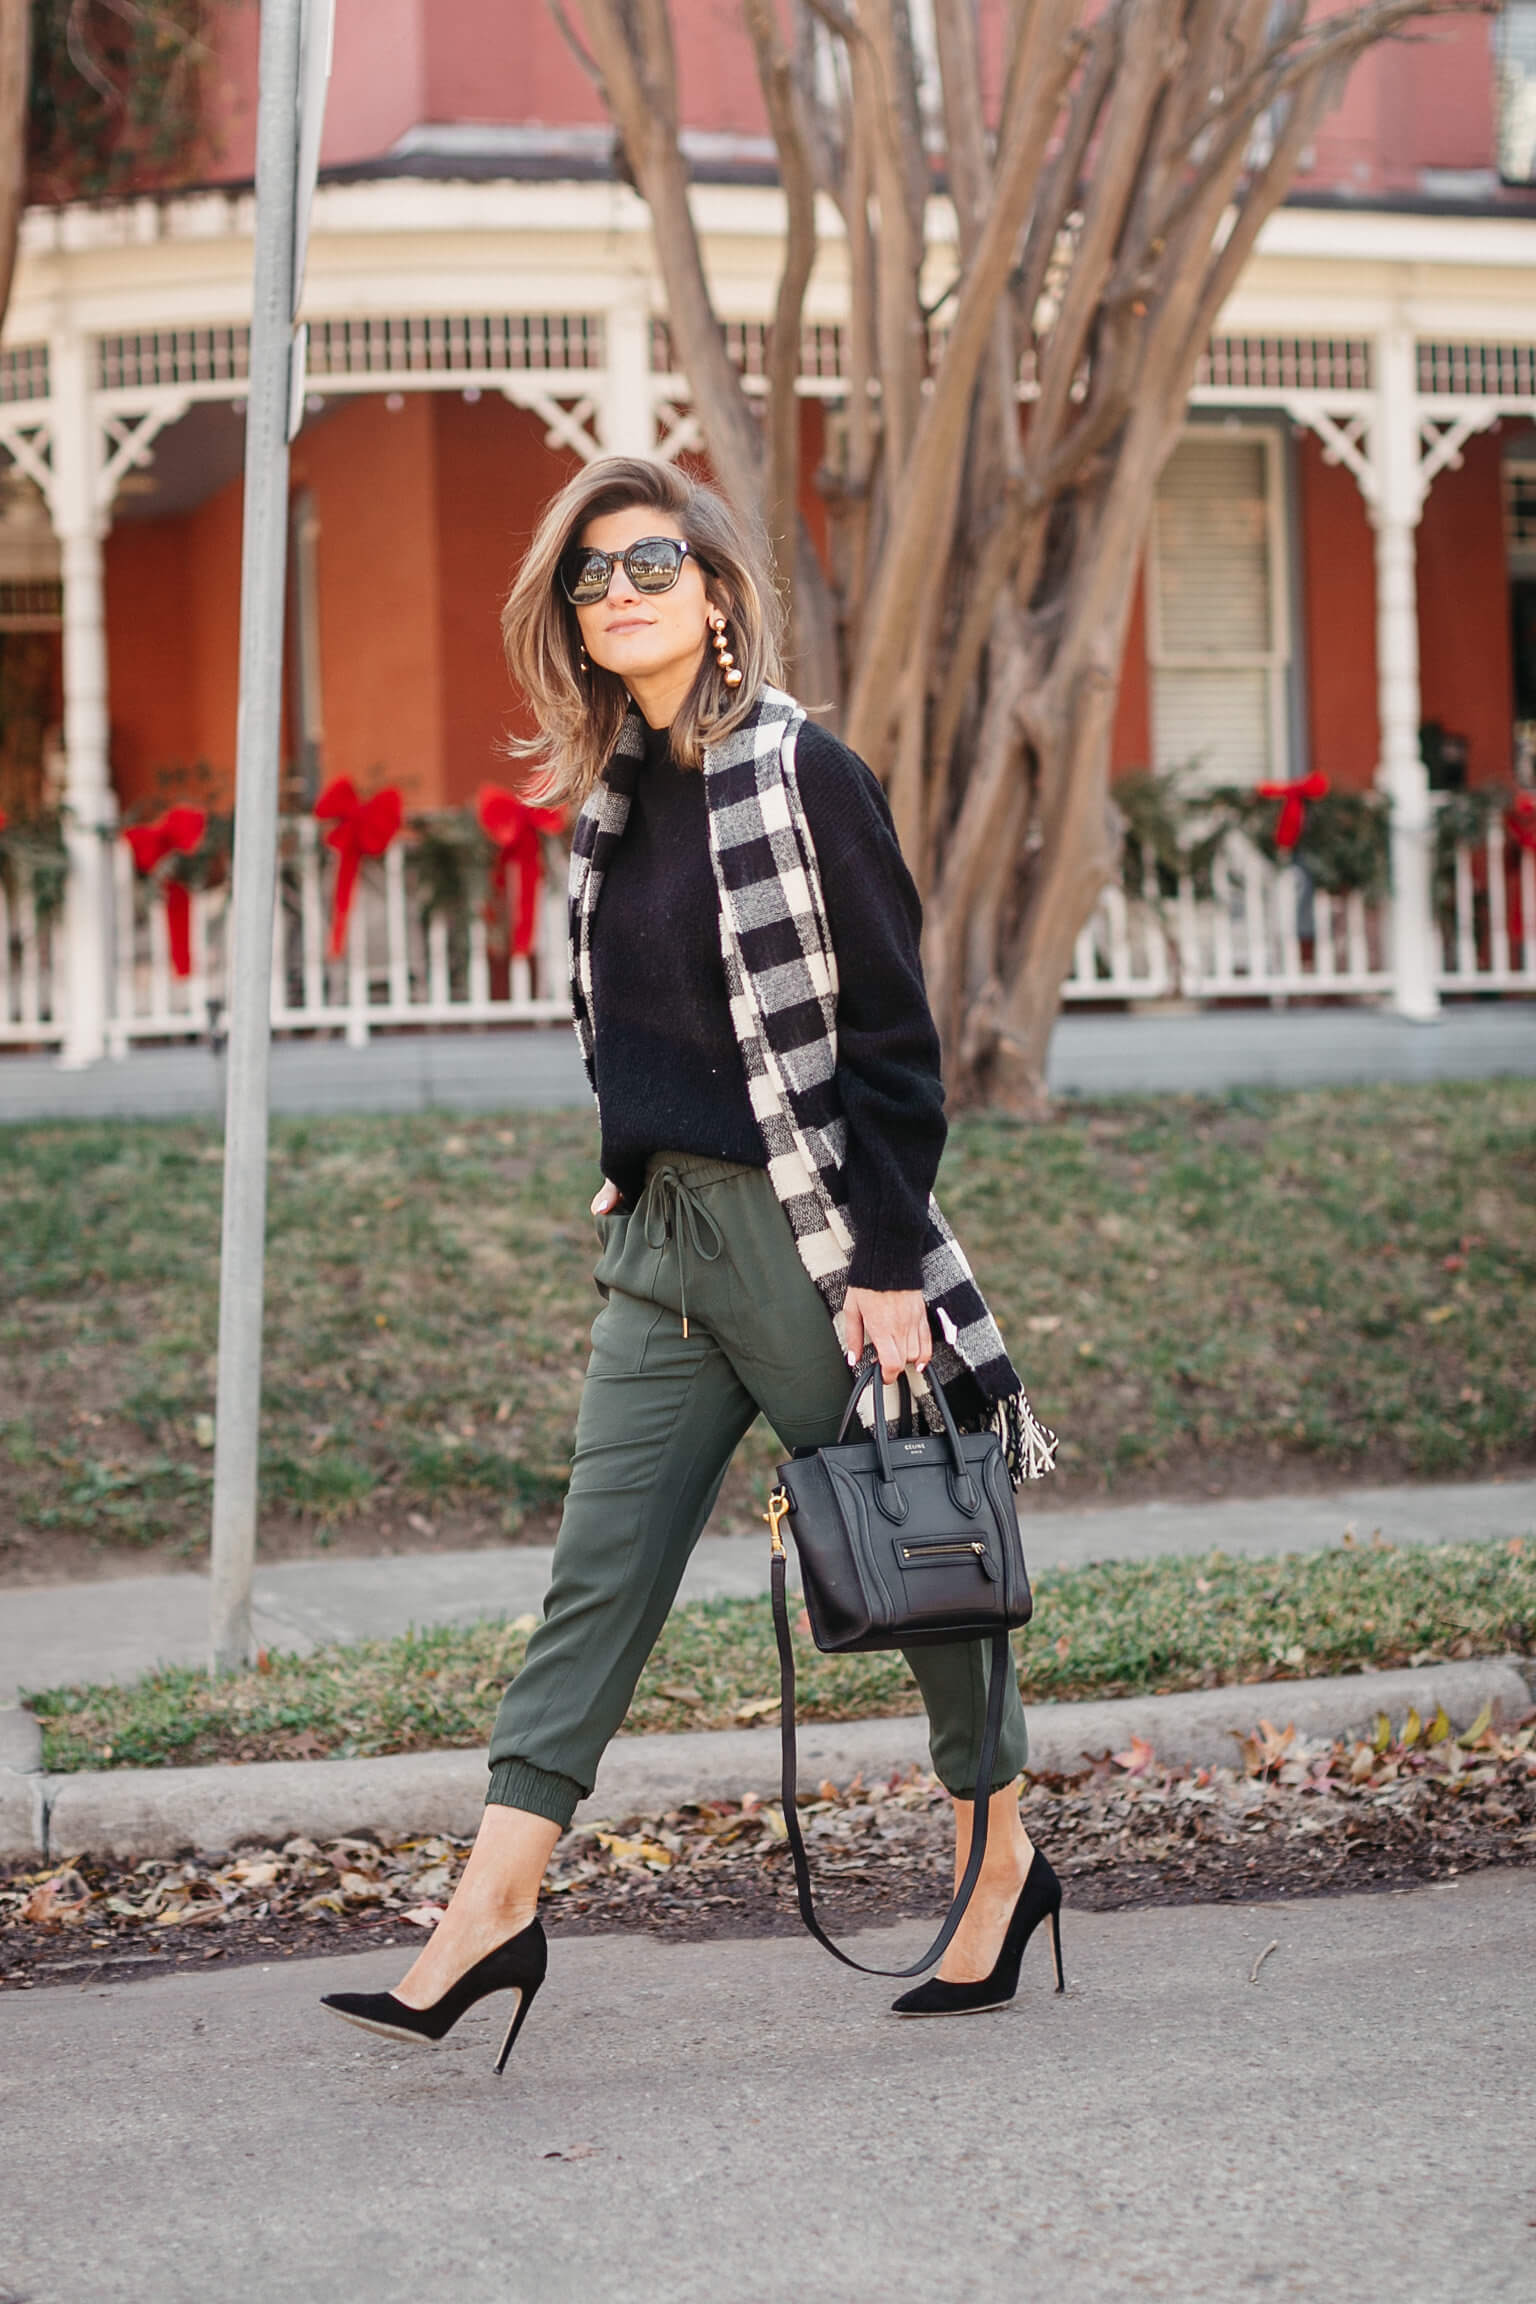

{"left": 5, "top": 1712, "right": 1533, "bottom": 1992}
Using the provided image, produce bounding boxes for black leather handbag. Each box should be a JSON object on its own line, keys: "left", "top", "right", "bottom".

{"left": 765, "top": 1349, "right": 1034, "bottom": 1977}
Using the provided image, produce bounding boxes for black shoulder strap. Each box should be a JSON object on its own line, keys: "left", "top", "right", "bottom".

{"left": 770, "top": 1547, "right": 1011, "bottom": 1977}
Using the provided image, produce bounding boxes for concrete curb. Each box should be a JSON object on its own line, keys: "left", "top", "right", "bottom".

{"left": 4, "top": 1656, "right": 1530, "bottom": 1866}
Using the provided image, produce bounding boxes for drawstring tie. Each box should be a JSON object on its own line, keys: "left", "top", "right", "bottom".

{"left": 642, "top": 1165, "right": 724, "bottom": 1338}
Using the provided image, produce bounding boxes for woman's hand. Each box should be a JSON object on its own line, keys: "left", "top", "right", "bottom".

{"left": 591, "top": 1178, "right": 623, "bottom": 1216}
{"left": 843, "top": 1287, "right": 932, "bottom": 1383}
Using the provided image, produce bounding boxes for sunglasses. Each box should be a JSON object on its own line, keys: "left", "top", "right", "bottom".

{"left": 558, "top": 535, "right": 700, "bottom": 605}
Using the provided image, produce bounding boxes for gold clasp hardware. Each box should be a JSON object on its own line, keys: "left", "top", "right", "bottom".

{"left": 764, "top": 1489, "right": 790, "bottom": 1557}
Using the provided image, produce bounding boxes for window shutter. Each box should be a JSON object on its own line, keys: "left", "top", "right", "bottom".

{"left": 1151, "top": 436, "right": 1279, "bottom": 787}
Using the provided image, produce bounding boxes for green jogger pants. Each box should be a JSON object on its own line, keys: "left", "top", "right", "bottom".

{"left": 486, "top": 1150, "right": 1029, "bottom": 1829}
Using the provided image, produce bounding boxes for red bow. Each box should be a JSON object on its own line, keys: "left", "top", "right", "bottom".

{"left": 314, "top": 777, "right": 404, "bottom": 959}
{"left": 1507, "top": 792, "right": 1536, "bottom": 856}
{"left": 1254, "top": 771, "right": 1329, "bottom": 851}
{"left": 476, "top": 785, "right": 565, "bottom": 957}
{"left": 124, "top": 805, "right": 207, "bottom": 977}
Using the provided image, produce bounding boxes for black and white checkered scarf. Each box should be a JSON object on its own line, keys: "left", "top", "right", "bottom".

{"left": 568, "top": 684, "right": 1058, "bottom": 1483}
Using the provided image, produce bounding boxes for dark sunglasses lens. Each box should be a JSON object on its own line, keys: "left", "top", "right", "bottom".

{"left": 627, "top": 538, "right": 686, "bottom": 591}
{"left": 561, "top": 548, "right": 611, "bottom": 603}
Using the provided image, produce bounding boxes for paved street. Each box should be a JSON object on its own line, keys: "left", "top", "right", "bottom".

{"left": 4, "top": 1005, "right": 1536, "bottom": 1125}
{"left": 0, "top": 1869, "right": 1530, "bottom": 2303}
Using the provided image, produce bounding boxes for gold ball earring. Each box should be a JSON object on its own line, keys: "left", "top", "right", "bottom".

{"left": 708, "top": 606, "right": 743, "bottom": 688}
{"left": 578, "top": 643, "right": 589, "bottom": 673}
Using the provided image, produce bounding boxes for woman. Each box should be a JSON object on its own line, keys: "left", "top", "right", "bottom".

{"left": 321, "top": 457, "right": 1060, "bottom": 2070}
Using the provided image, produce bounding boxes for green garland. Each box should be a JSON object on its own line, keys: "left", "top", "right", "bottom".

{"left": 1430, "top": 786, "right": 1534, "bottom": 927}
{"left": 0, "top": 805, "right": 66, "bottom": 920}
{"left": 1115, "top": 770, "right": 1391, "bottom": 905}
{"left": 1204, "top": 783, "right": 1392, "bottom": 903}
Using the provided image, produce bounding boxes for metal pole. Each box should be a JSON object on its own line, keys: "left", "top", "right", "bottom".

{"left": 208, "top": 0, "right": 305, "bottom": 1674}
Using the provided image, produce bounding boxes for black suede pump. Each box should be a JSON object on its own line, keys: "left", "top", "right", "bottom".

{"left": 320, "top": 1916, "right": 547, "bottom": 2073}
{"left": 890, "top": 1849, "right": 1064, "bottom": 2017}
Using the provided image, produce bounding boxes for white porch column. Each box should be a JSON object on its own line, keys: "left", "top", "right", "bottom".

{"left": 50, "top": 325, "right": 116, "bottom": 1066}
{"left": 600, "top": 281, "right": 655, "bottom": 455}
{"left": 1371, "top": 326, "right": 1439, "bottom": 1021}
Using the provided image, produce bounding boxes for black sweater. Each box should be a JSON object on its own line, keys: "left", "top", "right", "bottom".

{"left": 589, "top": 716, "right": 946, "bottom": 1292}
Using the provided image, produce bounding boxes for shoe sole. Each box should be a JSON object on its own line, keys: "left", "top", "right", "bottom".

{"left": 320, "top": 2006, "right": 442, "bottom": 2047}
{"left": 889, "top": 1996, "right": 1016, "bottom": 2018}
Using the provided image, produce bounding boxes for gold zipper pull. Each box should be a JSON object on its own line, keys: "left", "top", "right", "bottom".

{"left": 764, "top": 1488, "right": 791, "bottom": 1557}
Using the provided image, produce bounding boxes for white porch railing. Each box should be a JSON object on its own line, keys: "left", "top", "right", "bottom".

{"left": 1059, "top": 812, "right": 1536, "bottom": 1003}
{"left": 1061, "top": 829, "right": 1393, "bottom": 1002}
{"left": 0, "top": 858, "right": 61, "bottom": 1045}
{"left": 2, "top": 810, "right": 1533, "bottom": 1059}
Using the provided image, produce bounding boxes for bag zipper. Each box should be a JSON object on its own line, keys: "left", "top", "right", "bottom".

{"left": 898, "top": 1538, "right": 997, "bottom": 1582}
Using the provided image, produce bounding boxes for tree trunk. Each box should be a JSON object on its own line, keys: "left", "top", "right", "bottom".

{"left": 0, "top": 0, "right": 29, "bottom": 334}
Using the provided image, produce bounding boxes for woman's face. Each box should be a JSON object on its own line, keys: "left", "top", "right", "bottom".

{"left": 572, "top": 505, "right": 712, "bottom": 696}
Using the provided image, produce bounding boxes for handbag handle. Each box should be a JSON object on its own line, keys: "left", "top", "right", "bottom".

{"left": 770, "top": 1542, "right": 1011, "bottom": 1977}
{"left": 835, "top": 1349, "right": 979, "bottom": 1517}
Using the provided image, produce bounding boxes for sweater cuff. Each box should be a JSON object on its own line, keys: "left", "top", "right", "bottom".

{"left": 848, "top": 1222, "right": 928, "bottom": 1294}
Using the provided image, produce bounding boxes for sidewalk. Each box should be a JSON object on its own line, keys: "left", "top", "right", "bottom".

{"left": 4, "top": 1004, "right": 1535, "bottom": 1124}
{"left": 4, "top": 1473, "right": 1532, "bottom": 1707}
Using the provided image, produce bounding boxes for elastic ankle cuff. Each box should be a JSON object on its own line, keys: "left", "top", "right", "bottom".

{"left": 486, "top": 1757, "right": 584, "bottom": 1829}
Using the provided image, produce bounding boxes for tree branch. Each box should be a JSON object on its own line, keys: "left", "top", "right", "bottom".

{"left": 845, "top": 0, "right": 1083, "bottom": 770}
{"left": 574, "top": 0, "right": 763, "bottom": 514}
{"left": 744, "top": 0, "right": 819, "bottom": 588}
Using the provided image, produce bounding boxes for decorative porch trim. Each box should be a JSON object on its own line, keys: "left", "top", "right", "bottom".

{"left": 0, "top": 413, "right": 53, "bottom": 503}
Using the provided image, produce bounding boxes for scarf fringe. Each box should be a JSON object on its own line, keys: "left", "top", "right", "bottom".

{"left": 994, "top": 1390, "right": 1060, "bottom": 1486}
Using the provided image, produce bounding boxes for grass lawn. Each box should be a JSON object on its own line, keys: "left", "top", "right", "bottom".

{"left": 2, "top": 1079, "right": 1534, "bottom": 1563}
{"left": 27, "top": 1537, "right": 1536, "bottom": 1771}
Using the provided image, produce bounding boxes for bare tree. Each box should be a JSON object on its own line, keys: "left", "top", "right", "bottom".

{"left": 569, "top": 0, "right": 1480, "bottom": 1112}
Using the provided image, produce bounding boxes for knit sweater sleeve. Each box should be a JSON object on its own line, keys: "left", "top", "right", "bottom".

{"left": 794, "top": 721, "right": 946, "bottom": 1293}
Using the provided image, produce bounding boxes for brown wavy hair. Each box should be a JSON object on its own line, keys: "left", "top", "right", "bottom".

{"left": 500, "top": 457, "right": 785, "bottom": 803}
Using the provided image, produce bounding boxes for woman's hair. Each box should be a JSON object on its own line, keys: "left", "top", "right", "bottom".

{"left": 500, "top": 456, "right": 785, "bottom": 802}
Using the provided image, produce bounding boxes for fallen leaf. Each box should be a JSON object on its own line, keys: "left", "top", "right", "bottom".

{"left": 594, "top": 1833, "right": 672, "bottom": 1870}
{"left": 20, "top": 1871, "right": 90, "bottom": 1926}
{"left": 401, "top": 1904, "right": 446, "bottom": 1929}
{"left": 226, "top": 1860, "right": 281, "bottom": 1890}
{"left": 656, "top": 1684, "right": 703, "bottom": 1706}
{"left": 1113, "top": 1736, "right": 1156, "bottom": 1775}
{"left": 337, "top": 1871, "right": 386, "bottom": 1904}
{"left": 1025, "top": 1314, "right": 1062, "bottom": 1334}
{"left": 733, "top": 1696, "right": 782, "bottom": 1723}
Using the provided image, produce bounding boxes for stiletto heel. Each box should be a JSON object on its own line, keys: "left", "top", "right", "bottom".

{"left": 494, "top": 1977, "right": 542, "bottom": 2074}
{"left": 890, "top": 1849, "right": 1063, "bottom": 2017}
{"left": 320, "top": 1916, "right": 547, "bottom": 2068}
